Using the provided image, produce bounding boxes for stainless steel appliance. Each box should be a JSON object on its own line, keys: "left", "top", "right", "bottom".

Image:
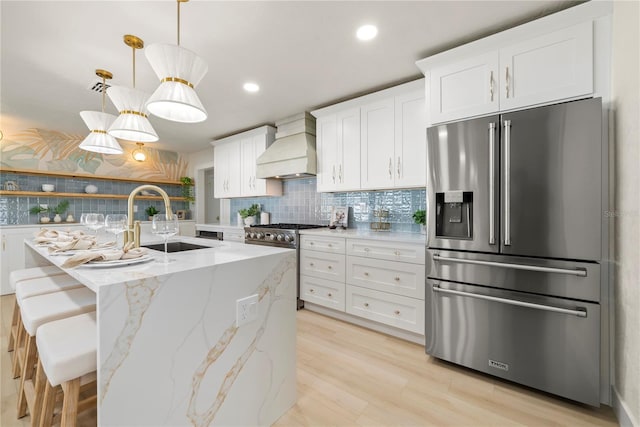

{"left": 426, "top": 98, "right": 609, "bottom": 406}
{"left": 245, "top": 223, "right": 325, "bottom": 309}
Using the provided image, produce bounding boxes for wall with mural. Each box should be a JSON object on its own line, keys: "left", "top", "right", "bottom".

{"left": 0, "top": 128, "right": 191, "bottom": 225}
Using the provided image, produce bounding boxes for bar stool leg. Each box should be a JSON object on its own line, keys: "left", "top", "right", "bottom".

{"left": 8, "top": 299, "right": 19, "bottom": 352}
{"left": 12, "top": 321, "right": 25, "bottom": 378}
{"left": 60, "top": 378, "right": 81, "bottom": 427}
{"left": 17, "top": 334, "right": 37, "bottom": 418}
{"left": 30, "top": 360, "right": 47, "bottom": 427}
{"left": 39, "top": 379, "right": 56, "bottom": 427}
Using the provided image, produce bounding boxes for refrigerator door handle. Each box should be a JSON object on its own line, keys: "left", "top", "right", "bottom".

{"left": 489, "top": 122, "right": 496, "bottom": 245}
{"left": 432, "top": 285, "right": 587, "bottom": 317}
{"left": 432, "top": 254, "right": 587, "bottom": 277}
{"left": 503, "top": 119, "right": 512, "bottom": 246}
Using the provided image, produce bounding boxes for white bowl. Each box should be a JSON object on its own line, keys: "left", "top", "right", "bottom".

{"left": 42, "top": 184, "right": 55, "bottom": 192}
{"left": 85, "top": 184, "right": 98, "bottom": 194}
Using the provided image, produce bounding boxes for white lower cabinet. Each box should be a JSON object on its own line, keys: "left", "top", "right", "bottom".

{"left": 301, "top": 275, "right": 345, "bottom": 311}
{"left": 346, "top": 256, "right": 425, "bottom": 300}
{"left": 300, "top": 235, "right": 425, "bottom": 338}
{"left": 346, "top": 285, "right": 424, "bottom": 335}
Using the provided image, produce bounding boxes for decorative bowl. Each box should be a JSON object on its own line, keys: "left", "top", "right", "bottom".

{"left": 42, "top": 184, "right": 55, "bottom": 192}
{"left": 85, "top": 184, "right": 98, "bottom": 194}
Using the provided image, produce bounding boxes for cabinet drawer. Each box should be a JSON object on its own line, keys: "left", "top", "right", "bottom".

{"left": 300, "top": 250, "right": 345, "bottom": 282}
{"left": 300, "top": 275, "right": 345, "bottom": 311}
{"left": 346, "top": 256, "right": 425, "bottom": 299}
{"left": 347, "top": 239, "right": 425, "bottom": 264}
{"left": 346, "top": 285, "right": 424, "bottom": 334}
{"left": 301, "top": 235, "right": 345, "bottom": 254}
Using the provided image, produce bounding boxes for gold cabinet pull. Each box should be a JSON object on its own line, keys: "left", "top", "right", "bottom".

{"left": 388, "top": 158, "right": 393, "bottom": 179}
{"left": 489, "top": 70, "right": 494, "bottom": 101}
{"left": 505, "top": 66, "right": 510, "bottom": 98}
{"left": 397, "top": 157, "right": 401, "bottom": 178}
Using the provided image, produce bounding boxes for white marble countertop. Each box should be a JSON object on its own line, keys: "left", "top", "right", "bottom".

{"left": 299, "top": 228, "right": 426, "bottom": 244}
{"left": 196, "top": 223, "right": 244, "bottom": 232}
{"left": 25, "top": 235, "right": 293, "bottom": 292}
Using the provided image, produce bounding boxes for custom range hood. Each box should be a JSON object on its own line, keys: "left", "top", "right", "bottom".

{"left": 256, "top": 112, "right": 316, "bottom": 179}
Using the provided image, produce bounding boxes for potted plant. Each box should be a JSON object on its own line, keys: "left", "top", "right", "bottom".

{"left": 413, "top": 209, "right": 426, "bottom": 234}
{"left": 145, "top": 205, "right": 159, "bottom": 220}
{"left": 180, "top": 176, "right": 195, "bottom": 203}
{"left": 51, "top": 200, "right": 70, "bottom": 223}
{"left": 29, "top": 204, "right": 51, "bottom": 223}
{"left": 238, "top": 203, "right": 261, "bottom": 226}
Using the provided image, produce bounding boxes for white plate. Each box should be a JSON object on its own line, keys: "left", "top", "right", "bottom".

{"left": 50, "top": 246, "right": 117, "bottom": 256}
{"left": 78, "top": 255, "right": 153, "bottom": 268}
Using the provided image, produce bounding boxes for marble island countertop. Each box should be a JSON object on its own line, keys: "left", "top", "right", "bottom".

{"left": 25, "top": 236, "right": 293, "bottom": 292}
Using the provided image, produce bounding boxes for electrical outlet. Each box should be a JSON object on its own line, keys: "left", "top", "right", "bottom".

{"left": 236, "top": 294, "right": 259, "bottom": 327}
{"left": 133, "top": 205, "right": 138, "bottom": 213}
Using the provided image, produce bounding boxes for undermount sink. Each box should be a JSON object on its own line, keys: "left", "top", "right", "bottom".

{"left": 141, "top": 242, "right": 211, "bottom": 253}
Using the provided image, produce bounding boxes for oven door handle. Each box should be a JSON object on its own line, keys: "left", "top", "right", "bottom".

{"left": 432, "top": 285, "right": 587, "bottom": 317}
{"left": 432, "top": 254, "right": 587, "bottom": 277}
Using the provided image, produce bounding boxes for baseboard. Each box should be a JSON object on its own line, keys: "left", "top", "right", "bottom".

{"left": 613, "top": 386, "right": 638, "bottom": 427}
{"left": 303, "top": 302, "right": 426, "bottom": 345}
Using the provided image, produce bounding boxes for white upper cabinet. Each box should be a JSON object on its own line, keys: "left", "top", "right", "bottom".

{"left": 212, "top": 126, "right": 281, "bottom": 198}
{"left": 313, "top": 79, "right": 426, "bottom": 193}
{"left": 429, "top": 52, "right": 499, "bottom": 124}
{"left": 360, "top": 98, "right": 395, "bottom": 189}
{"left": 419, "top": 18, "right": 596, "bottom": 125}
{"left": 498, "top": 22, "right": 593, "bottom": 111}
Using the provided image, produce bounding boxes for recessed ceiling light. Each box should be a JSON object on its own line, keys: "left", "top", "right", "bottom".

{"left": 356, "top": 24, "right": 378, "bottom": 41}
{"left": 243, "top": 82, "right": 260, "bottom": 93}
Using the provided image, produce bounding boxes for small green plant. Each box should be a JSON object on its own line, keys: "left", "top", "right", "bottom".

{"left": 180, "top": 176, "right": 195, "bottom": 202}
{"left": 412, "top": 209, "right": 426, "bottom": 226}
{"left": 238, "top": 203, "right": 261, "bottom": 219}
{"left": 145, "top": 205, "right": 159, "bottom": 217}
{"left": 29, "top": 205, "right": 50, "bottom": 215}
{"left": 52, "top": 200, "right": 70, "bottom": 215}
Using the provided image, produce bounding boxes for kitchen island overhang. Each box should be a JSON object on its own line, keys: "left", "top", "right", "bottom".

{"left": 25, "top": 238, "right": 297, "bottom": 426}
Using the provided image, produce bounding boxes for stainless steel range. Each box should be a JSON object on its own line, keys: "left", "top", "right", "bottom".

{"left": 244, "top": 223, "right": 325, "bottom": 309}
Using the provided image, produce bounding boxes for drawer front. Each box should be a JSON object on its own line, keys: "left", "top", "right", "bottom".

{"left": 301, "top": 235, "right": 346, "bottom": 254}
{"left": 224, "top": 233, "right": 245, "bottom": 243}
{"left": 300, "top": 250, "right": 345, "bottom": 282}
{"left": 347, "top": 239, "right": 425, "bottom": 264}
{"left": 346, "top": 285, "right": 424, "bottom": 334}
{"left": 346, "top": 256, "right": 425, "bottom": 299}
{"left": 300, "top": 275, "right": 345, "bottom": 311}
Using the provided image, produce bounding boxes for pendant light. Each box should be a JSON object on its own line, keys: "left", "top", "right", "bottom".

{"left": 107, "top": 35, "right": 159, "bottom": 142}
{"left": 79, "top": 69, "right": 124, "bottom": 154}
{"left": 132, "top": 142, "right": 147, "bottom": 162}
{"left": 145, "top": 0, "right": 208, "bottom": 123}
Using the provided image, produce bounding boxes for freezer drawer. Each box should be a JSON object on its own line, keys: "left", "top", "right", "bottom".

{"left": 426, "top": 279, "right": 600, "bottom": 406}
{"left": 426, "top": 249, "right": 600, "bottom": 302}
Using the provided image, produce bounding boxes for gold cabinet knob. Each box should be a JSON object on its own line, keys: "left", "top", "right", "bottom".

{"left": 394, "top": 250, "right": 400, "bottom": 256}
{"left": 364, "top": 247, "right": 370, "bottom": 252}
{"left": 394, "top": 310, "right": 400, "bottom": 315}
{"left": 394, "top": 277, "right": 400, "bottom": 281}
{"left": 328, "top": 292, "right": 332, "bottom": 297}
{"left": 328, "top": 243, "right": 333, "bottom": 247}
{"left": 364, "top": 272, "right": 369, "bottom": 276}
{"left": 310, "top": 262, "right": 315, "bottom": 267}
{"left": 364, "top": 302, "right": 369, "bottom": 307}
{"left": 328, "top": 265, "right": 332, "bottom": 270}
{"left": 310, "top": 241, "right": 315, "bottom": 245}
{"left": 310, "top": 288, "right": 315, "bottom": 293}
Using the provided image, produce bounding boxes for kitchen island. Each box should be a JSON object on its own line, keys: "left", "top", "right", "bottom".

{"left": 24, "top": 237, "right": 297, "bottom": 426}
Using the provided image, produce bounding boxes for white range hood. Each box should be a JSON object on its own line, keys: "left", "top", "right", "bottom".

{"left": 256, "top": 112, "right": 316, "bottom": 179}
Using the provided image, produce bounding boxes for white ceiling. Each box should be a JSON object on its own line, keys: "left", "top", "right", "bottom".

{"left": 1, "top": 0, "right": 578, "bottom": 154}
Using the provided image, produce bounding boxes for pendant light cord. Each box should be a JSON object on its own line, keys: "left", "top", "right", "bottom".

{"left": 101, "top": 75, "right": 106, "bottom": 113}
{"left": 132, "top": 45, "right": 136, "bottom": 88}
{"left": 177, "top": 0, "right": 181, "bottom": 46}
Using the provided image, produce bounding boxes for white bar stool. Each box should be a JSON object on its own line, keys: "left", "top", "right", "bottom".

{"left": 35, "top": 312, "right": 97, "bottom": 427}
{"left": 8, "top": 266, "right": 66, "bottom": 353}
{"left": 11, "top": 274, "right": 84, "bottom": 378}
{"left": 16, "top": 287, "right": 96, "bottom": 419}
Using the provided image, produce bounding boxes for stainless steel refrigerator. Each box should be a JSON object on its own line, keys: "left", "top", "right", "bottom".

{"left": 425, "top": 97, "right": 609, "bottom": 406}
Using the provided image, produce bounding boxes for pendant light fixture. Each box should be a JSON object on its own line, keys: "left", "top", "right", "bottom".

{"left": 132, "top": 142, "right": 147, "bottom": 162}
{"left": 79, "top": 69, "right": 124, "bottom": 154}
{"left": 107, "top": 35, "right": 159, "bottom": 142}
{"left": 145, "top": 0, "right": 208, "bottom": 123}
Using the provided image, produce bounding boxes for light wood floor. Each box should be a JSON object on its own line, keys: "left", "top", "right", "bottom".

{"left": 1, "top": 294, "right": 617, "bottom": 426}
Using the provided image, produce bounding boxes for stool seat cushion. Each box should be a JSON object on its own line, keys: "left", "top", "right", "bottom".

{"left": 20, "top": 287, "right": 96, "bottom": 336}
{"left": 16, "top": 274, "right": 83, "bottom": 306}
{"left": 36, "top": 312, "right": 97, "bottom": 387}
{"left": 9, "top": 266, "right": 65, "bottom": 291}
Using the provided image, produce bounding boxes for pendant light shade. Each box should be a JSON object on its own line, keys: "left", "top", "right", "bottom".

{"left": 146, "top": 43, "right": 208, "bottom": 123}
{"left": 107, "top": 86, "right": 158, "bottom": 142}
{"left": 79, "top": 111, "right": 123, "bottom": 154}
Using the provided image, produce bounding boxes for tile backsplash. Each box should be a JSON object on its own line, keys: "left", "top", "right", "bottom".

{"left": 0, "top": 173, "right": 189, "bottom": 225}
{"left": 230, "top": 178, "right": 426, "bottom": 233}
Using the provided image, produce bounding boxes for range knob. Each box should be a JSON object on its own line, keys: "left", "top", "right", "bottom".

{"left": 256, "top": 232, "right": 265, "bottom": 239}
{"left": 268, "top": 234, "right": 276, "bottom": 241}
{"left": 276, "top": 234, "right": 285, "bottom": 242}
{"left": 251, "top": 232, "right": 257, "bottom": 239}
{"left": 284, "top": 234, "right": 293, "bottom": 243}
{"left": 245, "top": 232, "right": 251, "bottom": 239}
